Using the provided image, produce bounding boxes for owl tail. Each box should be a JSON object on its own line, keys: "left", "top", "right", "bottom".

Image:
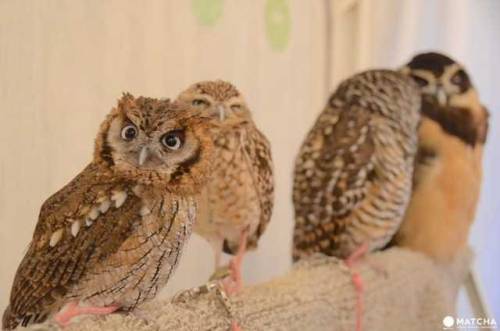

{"left": 2, "top": 305, "right": 18, "bottom": 330}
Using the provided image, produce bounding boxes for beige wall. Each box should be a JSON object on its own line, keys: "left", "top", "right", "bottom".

{"left": 0, "top": 0, "right": 329, "bottom": 311}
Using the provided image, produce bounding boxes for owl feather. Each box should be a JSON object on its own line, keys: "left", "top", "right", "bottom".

{"left": 3, "top": 95, "right": 214, "bottom": 330}
{"left": 292, "top": 70, "right": 421, "bottom": 261}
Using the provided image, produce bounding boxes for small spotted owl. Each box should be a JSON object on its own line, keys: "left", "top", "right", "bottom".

{"left": 176, "top": 80, "right": 274, "bottom": 291}
{"left": 2, "top": 94, "right": 215, "bottom": 330}
{"left": 393, "top": 52, "right": 489, "bottom": 262}
{"left": 292, "top": 70, "right": 421, "bottom": 261}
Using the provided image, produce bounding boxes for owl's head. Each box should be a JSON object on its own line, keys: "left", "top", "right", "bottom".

{"left": 176, "top": 80, "right": 251, "bottom": 127}
{"left": 401, "top": 52, "right": 488, "bottom": 146}
{"left": 95, "top": 93, "right": 214, "bottom": 193}
{"left": 401, "top": 52, "right": 474, "bottom": 107}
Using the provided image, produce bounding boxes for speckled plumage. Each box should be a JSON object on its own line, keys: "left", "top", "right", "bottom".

{"left": 393, "top": 52, "right": 489, "bottom": 262}
{"left": 176, "top": 80, "right": 274, "bottom": 269}
{"left": 3, "top": 95, "right": 214, "bottom": 330}
{"left": 292, "top": 70, "right": 421, "bottom": 261}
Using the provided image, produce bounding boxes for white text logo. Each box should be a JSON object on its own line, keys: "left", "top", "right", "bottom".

{"left": 443, "top": 315, "right": 498, "bottom": 329}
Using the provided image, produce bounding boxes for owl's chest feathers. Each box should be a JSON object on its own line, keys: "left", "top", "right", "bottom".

{"left": 396, "top": 118, "right": 483, "bottom": 261}
{"left": 202, "top": 128, "right": 260, "bottom": 230}
{"left": 413, "top": 118, "right": 482, "bottom": 220}
{"left": 140, "top": 196, "right": 195, "bottom": 247}
{"left": 212, "top": 128, "right": 255, "bottom": 191}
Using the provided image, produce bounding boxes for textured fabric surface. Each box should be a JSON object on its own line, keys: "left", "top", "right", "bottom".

{"left": 20, "top": 247, "right": 471, "bottom": 331}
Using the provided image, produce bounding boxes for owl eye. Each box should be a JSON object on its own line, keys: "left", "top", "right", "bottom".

{"left": 121, "top": 124, "right": 138, "bottom": 141}
{"left": 451, "top": 69, "right": 468, "bottom": 86}
{"left": 410, "top": 74, "right": 428, "bottom": 87}
{"left": 161, "top": 130, "right": 184, "bottom": 150}
{"left": 230, "top": 104, "right": 242, "bottom": 111}
{"left": 192, "top": 99, "right": 209, "bottom": 107}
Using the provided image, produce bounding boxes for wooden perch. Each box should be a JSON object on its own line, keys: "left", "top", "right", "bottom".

{"left": 22, "top": 247, "right": 471, "bottom": 331}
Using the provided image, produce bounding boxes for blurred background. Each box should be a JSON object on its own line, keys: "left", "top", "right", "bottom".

{"left": 0, "top": 0, "right": 498, "bottom": 321}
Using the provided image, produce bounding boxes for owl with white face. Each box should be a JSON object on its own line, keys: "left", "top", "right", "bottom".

{"left": 394, "top": 52, "right": 489, "bottom": 262}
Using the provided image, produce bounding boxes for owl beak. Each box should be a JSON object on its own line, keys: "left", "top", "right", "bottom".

{"left": 436, "top": 87, "right": 447, "bottom": 106}
{"left": 217, "top": 104, "right": 226, "bottom": 122}
{"left": 138, "top": 146, "right": 149, "bottom": 166}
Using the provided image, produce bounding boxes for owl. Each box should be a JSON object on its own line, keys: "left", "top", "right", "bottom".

{"left": 176, "top": 80, "right": 274, "bottom": 294}
{"left": 393, "top": 52, "right": 489, "bottom": 262}
{"left": 2, "top": 94, "right": 215, "bottom": 330}
{"left": 292, "top": 70, "right": 421, "bottom": 331}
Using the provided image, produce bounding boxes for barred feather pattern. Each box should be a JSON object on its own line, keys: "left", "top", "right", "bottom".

{"left": 69, "top": 194, "right": 196, "bottom": 310}
{"left": 292, "top": 70, "right": 421, "bottom": 261}
{"left": 195, "top": 123, "right": 274, "bottom": 254}
{"left": 2, "top": 163, "right": 197, "bottom": 329}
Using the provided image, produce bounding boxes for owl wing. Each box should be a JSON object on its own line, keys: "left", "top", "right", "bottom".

{"left": 292, "top": 105, "right": 376, "bottom": 260}
{"left": 5, "top": 163, "right": 142, "bottom": 328}
{"left": 241, "top": 126, "right": 274, "bottom": 249}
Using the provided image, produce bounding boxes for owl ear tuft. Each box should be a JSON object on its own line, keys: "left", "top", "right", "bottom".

{"left": 121, "top": 91, "right": 135, "bottom": 100}
{"left": 117, "top": 92, "right": 136, "bottom": 111}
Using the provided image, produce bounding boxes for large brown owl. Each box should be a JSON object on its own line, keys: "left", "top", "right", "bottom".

{"left": 176, "top": 80, "right": 274, "bottom": 294}
{"left": 394, "top": 52, "right": 489, "bottom": 262}
{"left": 292, "top": 70, "right": 421, "bottom": 331}
{"left": 2, "top": 94, "right": 215, "bottom": 330}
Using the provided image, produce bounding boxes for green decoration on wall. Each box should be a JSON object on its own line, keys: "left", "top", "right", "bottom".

{"left": 265, "top": 0, "right": 291, "bottom": 51}
{"left": 192, "top": 0, "right": 224, "bottom": 26}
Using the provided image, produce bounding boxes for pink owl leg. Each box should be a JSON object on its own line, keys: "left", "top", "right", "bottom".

{"left": 345, "top": 243, "right": 369, "bottom": 331}
{"left": 223, "top": 229, "right": 249, "bottom": 295}
{"left": 54, "top": 302, "right": 119, "bottom": 327}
